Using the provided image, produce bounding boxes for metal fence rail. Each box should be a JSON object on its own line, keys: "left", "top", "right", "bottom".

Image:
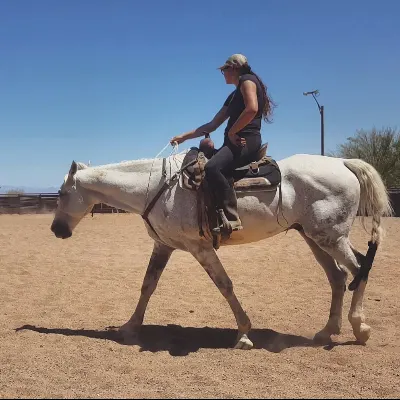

{"left": 1, "top": 190, "right": 399, "bottom": 216}
{"left": 0, "top": 193, "right": 125, "bottom": 214}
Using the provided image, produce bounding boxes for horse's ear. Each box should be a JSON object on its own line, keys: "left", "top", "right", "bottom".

{"left": 69, "top": 161, "right": 78, "bottom": 177}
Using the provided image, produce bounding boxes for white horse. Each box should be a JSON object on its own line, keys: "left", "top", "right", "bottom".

{"left": 50, "top": 152, "right": 392, "bottom": 350}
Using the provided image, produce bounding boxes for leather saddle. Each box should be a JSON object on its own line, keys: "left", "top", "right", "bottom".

{"left": 180, "top": 143, "right": 281, "bottom": 193}
{"left": 179, "top": 143, "right": 282, "bottom": 249}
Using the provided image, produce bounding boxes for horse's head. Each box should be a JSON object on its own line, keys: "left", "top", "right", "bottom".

{"left": 51, "top": 161, "right": 94, "bottom": 239}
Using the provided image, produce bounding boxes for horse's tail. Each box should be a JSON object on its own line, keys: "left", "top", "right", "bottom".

{"left": 343, "top": 158, "right": 393, "bottom": 245}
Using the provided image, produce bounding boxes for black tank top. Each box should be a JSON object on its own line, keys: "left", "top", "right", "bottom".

{"left": 223, "top": 74, "right": 265, "bottom": 137}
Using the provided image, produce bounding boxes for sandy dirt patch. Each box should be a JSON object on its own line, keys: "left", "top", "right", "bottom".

{"left": 0, "top": 214, "right": 399, "bottom": 398}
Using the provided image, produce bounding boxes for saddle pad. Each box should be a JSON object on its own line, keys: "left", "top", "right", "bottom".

{"left": 234, "top": 177, "right": 277, "bottom": 192}
{"left": 232, "top": 159, "right": 281, "bottom": 186}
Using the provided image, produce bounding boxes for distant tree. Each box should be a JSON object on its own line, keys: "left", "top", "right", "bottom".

{"left": 332, "top": 127, "right": 400, "bottom": 188}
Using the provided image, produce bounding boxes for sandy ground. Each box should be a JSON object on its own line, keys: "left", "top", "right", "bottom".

{"left": 0, "top": 214, "right": 399, "bottom": 399}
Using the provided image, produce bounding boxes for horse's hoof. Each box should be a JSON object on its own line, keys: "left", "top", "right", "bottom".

{"left": 234, "top": 334, "right": 253, "bottom": 350}
{"left": 119, "top": 330, "right": 140, "bottom": 345}
{"left": 313, "top": 330, "right": 333, "bottom": 344}
{"left": 118, "top": 323, "right": 140, "bottom": 345}
{"left": 354, "top": 323, "right": 371, "bottom": 344}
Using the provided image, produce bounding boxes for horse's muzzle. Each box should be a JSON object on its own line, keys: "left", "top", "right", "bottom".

{"left": 51, "top": 220, "right": 72, "bottom": 239}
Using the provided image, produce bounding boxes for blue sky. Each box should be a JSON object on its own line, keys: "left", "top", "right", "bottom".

{"left": 1, "top": 0, "right": 399, "bottom": 188}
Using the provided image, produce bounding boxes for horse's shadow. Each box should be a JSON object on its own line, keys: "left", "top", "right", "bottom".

{"left": 15, "top": 324, "right": 358, "bottom": 356}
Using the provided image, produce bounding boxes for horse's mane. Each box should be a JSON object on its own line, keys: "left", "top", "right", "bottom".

{"left": 80, "top": 149, "right": 188, "bottom": 171}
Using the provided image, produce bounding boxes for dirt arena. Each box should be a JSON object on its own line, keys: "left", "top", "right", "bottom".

{"left": 1, "top": 214, "right": 399, "bottom": 398}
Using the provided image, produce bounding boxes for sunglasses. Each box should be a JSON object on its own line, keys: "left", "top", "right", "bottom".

{"left": 220, "top": 65, "right": 232, "bottom": 74}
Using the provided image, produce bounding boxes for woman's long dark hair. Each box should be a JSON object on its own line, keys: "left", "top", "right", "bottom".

{"left": 240, "top": 64, "right": 276, "bottom": 123}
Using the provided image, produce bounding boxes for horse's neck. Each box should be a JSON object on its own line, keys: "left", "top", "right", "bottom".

{"left": 79, "top": 156, "right": 182, "bottom": 214}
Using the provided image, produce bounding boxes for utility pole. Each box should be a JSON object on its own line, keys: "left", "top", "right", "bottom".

{"left": 303, "top": 90, "right": 325, "bottom": 156}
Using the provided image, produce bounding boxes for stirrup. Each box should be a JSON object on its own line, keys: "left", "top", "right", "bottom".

{"left": 229, "top": 222, "right": 243, "bottom": 231}
{"left": 212, "top": 209, "right": 243, "bottom": 235}
{"left": 211, "top": 223, "right": 243, "bottom": 235}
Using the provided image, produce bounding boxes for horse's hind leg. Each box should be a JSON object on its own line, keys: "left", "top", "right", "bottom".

{"left": 310, "top": 235, "right": 371, "bottom": 344}
{"left": 190, "top": 244, "right": 253, "bottom": 350}
{"left": 298, "top": 230, "right": 347, "bottom": 343}
{"left": 119, "top": 241, "right": 174, "bottom": 339}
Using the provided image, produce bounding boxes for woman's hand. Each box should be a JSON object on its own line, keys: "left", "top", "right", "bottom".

{"left": 170, "top": 135, "right": 185, "bottom": 146}
{"left": 228, "top": 132, "right": 246, "bottom": 147}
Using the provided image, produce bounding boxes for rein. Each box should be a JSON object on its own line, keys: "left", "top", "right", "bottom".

{"left": 141, "top": 149, "right": 196, "bottom": 239}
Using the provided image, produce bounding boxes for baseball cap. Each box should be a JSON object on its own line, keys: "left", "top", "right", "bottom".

{"left": 218, "top": 53, "right": 248, "bottom": 70}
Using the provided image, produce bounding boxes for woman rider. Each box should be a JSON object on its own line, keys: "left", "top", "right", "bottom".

{"left": 170, "top": 53, "right": 275, "bottom": 234}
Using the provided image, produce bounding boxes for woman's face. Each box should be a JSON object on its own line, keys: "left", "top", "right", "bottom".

{"left": 221, "top": 66, "right": 236, "bottom": 84}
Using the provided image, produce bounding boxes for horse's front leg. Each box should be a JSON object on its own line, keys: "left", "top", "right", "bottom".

{"left": 119, "top": 241, "right": 174, "bottom": 338}
{"left": 190, "top": 244, "right": 253, "bottom": 350}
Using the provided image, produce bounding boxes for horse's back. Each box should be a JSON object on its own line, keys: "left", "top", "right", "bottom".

{"left": 278, "top": 153, "right": 345, "bottom": 171}
{"left": 278, "top": 154, "right": 358, "bottom": 189}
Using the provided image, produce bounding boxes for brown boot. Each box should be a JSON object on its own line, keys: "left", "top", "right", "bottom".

{"left": 213, "top": 187, "right": 243, "bottom": 235}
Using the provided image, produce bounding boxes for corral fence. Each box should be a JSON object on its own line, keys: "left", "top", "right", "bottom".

{"left": 0, "top": 190, "right": 399, "bottom": 216}
{"left": 0, "top": 193, "right": 126, "bottom": 215}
